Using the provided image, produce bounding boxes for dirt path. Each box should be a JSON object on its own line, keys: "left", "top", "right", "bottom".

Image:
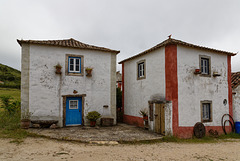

{"left": 0, "top": 138, "right": 240, "bottom": 161}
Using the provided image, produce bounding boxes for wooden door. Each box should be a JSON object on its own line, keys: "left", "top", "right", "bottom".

{"left": 154, "top": 103, "right": 165, "bottom": 135}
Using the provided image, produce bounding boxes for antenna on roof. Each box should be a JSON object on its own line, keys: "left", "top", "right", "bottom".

{"left": 168, "top": 34, "right": 172, "bottom": 39}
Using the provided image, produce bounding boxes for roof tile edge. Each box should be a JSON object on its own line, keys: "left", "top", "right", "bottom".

{"left": 119, "top": 38, "right": 236, "bottom": 64}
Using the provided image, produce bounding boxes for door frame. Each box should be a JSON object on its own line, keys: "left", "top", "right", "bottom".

{"left": 62, "top": 94, "right": 86, "bottom": 127}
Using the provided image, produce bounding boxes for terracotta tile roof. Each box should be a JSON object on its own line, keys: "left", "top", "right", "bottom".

{"left": 17, "top": 38, "right": 120, "bottom": 54}
{"left": 231, "top": 72, "right": 240, "bottom": 89}
{"left": 119, "top": 38, "right": 236, "bottom": 64}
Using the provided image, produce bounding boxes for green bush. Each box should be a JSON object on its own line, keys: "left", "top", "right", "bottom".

{"left": 86, "top": 111, "right": 101, "bottom": 121}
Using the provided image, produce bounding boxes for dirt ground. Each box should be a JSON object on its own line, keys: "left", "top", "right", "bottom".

{"left": 0, "top": 138, "right": 240, "bottom": 161}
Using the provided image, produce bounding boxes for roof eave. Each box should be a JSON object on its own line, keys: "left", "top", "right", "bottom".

{"left": 17, "top": 39, "right": 120, "bottom": 54}
{"left": 17, "top": 39, "right": 23, "bottom": 46}
{"left": 119, "top": 39, "right": 237, "bottom": 64}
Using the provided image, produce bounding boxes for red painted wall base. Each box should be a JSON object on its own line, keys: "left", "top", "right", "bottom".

{"left": 124, "top": 113, "right": 232, "bottom": 138}
{"left": 176, "top": 126, "right": 232, "bottom": 138}
{"left": 123, "top": 114, "right": 144, "bottom": 127}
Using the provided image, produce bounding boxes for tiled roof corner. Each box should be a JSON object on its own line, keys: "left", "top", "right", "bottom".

{"left": 17, "top": 38, "right": 120, "bottom": 54}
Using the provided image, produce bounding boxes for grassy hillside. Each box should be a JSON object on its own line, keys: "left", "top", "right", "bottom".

{"left": 0, "top": 63, "right": 21, "bottom": 89}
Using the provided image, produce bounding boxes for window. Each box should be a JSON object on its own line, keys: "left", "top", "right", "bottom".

{"left": 137, "top": 60, "right": 146, "bottom": 80}
{"left": 69, "top": 100, "right": 78, "bottom": 109}
{"left": 66, "top": 54, "right": 84, "bottom": 76}
{"left": 201, "top": 101, "right": 212, "bottom": 122}
{"left": 138, "top": 63, "right": 144, "bottom": 77}
{"left": 200, "top": 55, "right": 211, "bottom": 76}
{"left": 69, "top": 57, "right": 81, "bottom": 73}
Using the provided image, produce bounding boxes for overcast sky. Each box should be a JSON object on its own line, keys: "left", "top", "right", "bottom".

{"left": 0, "top": 0, "right": 240, "bottom": 72}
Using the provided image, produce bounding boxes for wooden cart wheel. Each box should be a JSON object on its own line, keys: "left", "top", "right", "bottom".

{"left": 193, "top": 122, "right": 206, "bottom": 138}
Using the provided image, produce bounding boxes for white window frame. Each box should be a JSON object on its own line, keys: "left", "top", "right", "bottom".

{"left": 137, "top": 60, "right": 146, "bottom": 80}
{"left": 199, "top": 55, "right": 211, "bottom": 77}
{"left": 201, "top": 58, "right": 209, "bottom": 74}
{"left": 69, "top": 100, "right": 78, "bottom": 109}
{"left": 69, "top": 57, "right": 81, "bottom": 73}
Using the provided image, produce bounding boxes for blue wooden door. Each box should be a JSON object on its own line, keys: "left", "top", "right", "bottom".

{"left": 66, "top": 97, "right": 82, "bottom": 126}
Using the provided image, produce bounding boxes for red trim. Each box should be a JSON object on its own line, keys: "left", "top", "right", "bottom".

{"left": 122, "top": 63, "right": 125, "bottom": 114}
{"left": 123, "top": 114, "right": 144, "bottom": 127}
{"left": 228, "top": 56, "right": 233, "bottom": 117}
{"left": 177, "top": 126, "right": 232, "bottom": 139}
{"left": 165, "top": 44, "right": 178, "bottom": 136}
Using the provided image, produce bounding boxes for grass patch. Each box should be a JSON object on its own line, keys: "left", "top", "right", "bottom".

{"left": 119, "top": 139, "right": 163, "bottom": 145}
{"left": 162, "top": 136, "right": 217, "bottom": 143}
{"left": 0, "top": 108, "right": 30, "bottom": 143}
{"left": 0, "top": 92, "right": 30, "bottom": 143}
{"left": 218, "top": 132, "right": 240, "bottom": 139}
{"left": 0, "top": 88, "right": 20, "bottom": 106}
{"left": 161, "top": 133, "right": 240, "bottom": 144}
{"left": 122, "top": 134, "right": 240, "bottom": 145}
{"left": 0, "top": 129, "right": 29, "bottom": 140}
{"left": 0, "top": 88, "right": 20, "bottom": 100}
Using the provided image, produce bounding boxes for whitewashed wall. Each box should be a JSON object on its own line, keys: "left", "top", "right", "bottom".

{"left": 233, "top": 87, "right": 240, "bottom": 122}
{"left": 26, "top": 45, "right": 116, "bottom": 127}
{"left": 177, "top": 46, "right": 229, "bottom": 127}
{"left": 124, "top": 48, "right": 165, "bottom": 117}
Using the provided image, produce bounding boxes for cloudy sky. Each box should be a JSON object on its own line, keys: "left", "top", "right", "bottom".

{"left": 0, "top": 0, "right": 240, "bottom": 72}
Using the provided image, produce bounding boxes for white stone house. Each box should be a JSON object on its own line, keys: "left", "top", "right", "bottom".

{"left": 232, "top": 72, "right": 240, "bottom": 122}
{"left": 119, "top": 37, "right": 236, "bottom": 138}
{"left": 17, "top": 38, "right": 119, "bottom": 127}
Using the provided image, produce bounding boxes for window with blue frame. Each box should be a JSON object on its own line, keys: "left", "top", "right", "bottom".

{"left": 66, "top": 54, "right": 84, "bottom": 76}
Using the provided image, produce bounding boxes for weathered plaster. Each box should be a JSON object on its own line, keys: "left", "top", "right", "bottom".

{"left": 233, "top": 86, "right": 240, "bottom": 121}
{"left": 164, "top": 102, "right": 173, "bottom": 135}
{"left": 177, "top": 45, "right": 229, "bottom": 127}
{"left": 23, "top": 44, "right": 116, "bottom": 127}
{"left": 123, "top": 47, "right": 165, "bottom": 118}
